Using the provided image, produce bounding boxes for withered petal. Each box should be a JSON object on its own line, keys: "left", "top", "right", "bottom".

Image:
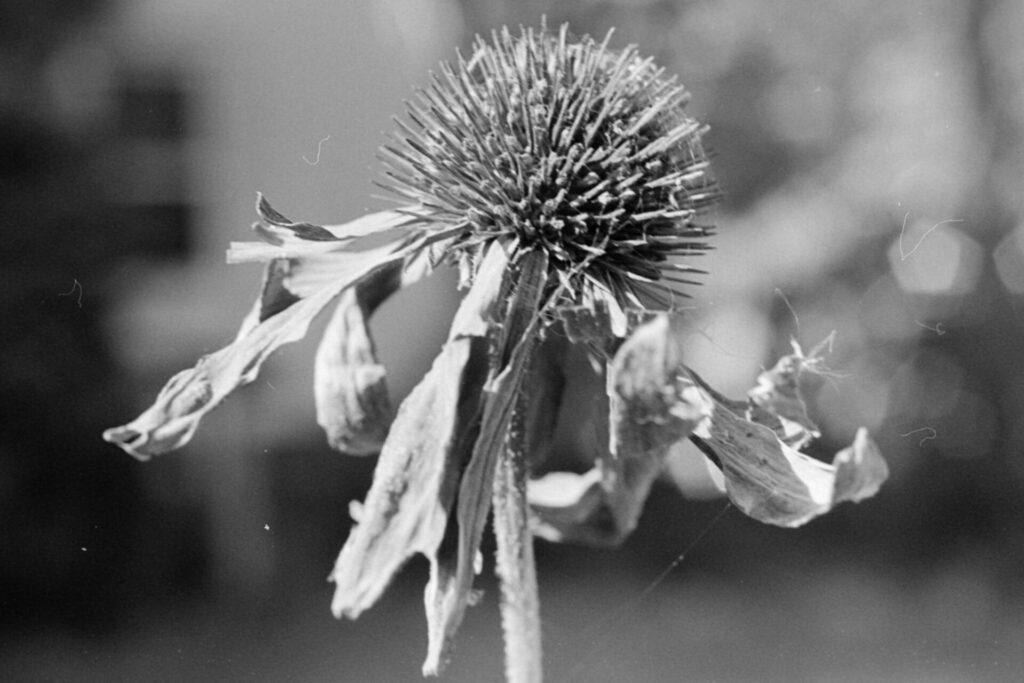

{"left": 329, "top": 333, "right": 489, "bottom": 618}
{"left": 423, "top": 248, "right": 547, "bottom": 676}
{"left": 103, "top": 248, "right": 410, "bottom": 461}
{"left": 529, "top": 314, "right": 709, "bottom": 546}
{"left": 314, "top": 252, "right": 434, "bottom": 455}
{"left": 746, "top": 337, "right": 830, "bottom": 448}
{"left": 327, "top": 244, "right": 520, "bottom": 677}
{"left": 690, "top": 383, "right": 888, "bottom": 527}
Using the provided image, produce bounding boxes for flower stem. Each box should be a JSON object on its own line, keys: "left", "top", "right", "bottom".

{"left": 493, "top": 393, "right": 543, "bottom": 683}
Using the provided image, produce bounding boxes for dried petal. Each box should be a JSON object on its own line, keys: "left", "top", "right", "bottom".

{"left": 423, "top": 248, "right": 547, "bottom": 675}
{"left": 329, "top": 333, "right": 490, "bottom": 617}
{"left": 314, "top": 251, "right": 436, "bottom": 455}
{"left": 103, "top": 247, "right": 410, "bottom": 460}
{"left": 689, "top": 377, "right": 888, "bottom": 527}
{"left": 227, "top": 194, "right": 417, "bottom": 263}
{"left": 746, "top": 337, "right": 830, "bottom": 448}
{"left": 529, "top": 314, "right": 709, "bottom": 546}
{"left": 328, "top": 244, "right": 522, "bottom": 676}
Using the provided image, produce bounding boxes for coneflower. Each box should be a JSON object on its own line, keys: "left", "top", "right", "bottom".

{"left": 104, "top": 25, "right": 888, "bottom": 682}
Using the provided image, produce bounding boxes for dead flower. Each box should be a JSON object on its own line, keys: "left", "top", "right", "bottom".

{"left": 104, "top": 25, "right": 887, "bottom": 681}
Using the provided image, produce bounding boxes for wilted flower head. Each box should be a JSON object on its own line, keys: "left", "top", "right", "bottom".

{"left": 104, "top": 24, "right": 887, "bottom": 679}
{"left": 382, "top": 25, "right": 717, "bottom": 312}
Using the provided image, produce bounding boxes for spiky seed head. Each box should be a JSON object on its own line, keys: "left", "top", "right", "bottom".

{"left": 380, "top": 24, "right": 719, "bottom": 308}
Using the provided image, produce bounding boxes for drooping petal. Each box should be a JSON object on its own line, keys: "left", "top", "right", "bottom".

{"left": 423, "top": 248, "right": 547, "bottom": 676}
{"left": 103, "top": 246, "right": 412, "bottom": 461}
{"left": 689, "top": 371, "right": 888, "bottom": 527}
{"left": 314, "top": 248, "right": 437, "bottom": 455}
{"left": 529, "top": 314, "right": 709, "bottom": 546}
{"left": 329, "top": 333, "right": 490, "bottom": 616}
{"left": 328, "top": 244, "right": 517, "bottom": 676}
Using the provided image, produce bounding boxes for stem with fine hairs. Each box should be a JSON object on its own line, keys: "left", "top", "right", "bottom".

{"left": 492, "top": 394, "right": 543, "bottom": 683}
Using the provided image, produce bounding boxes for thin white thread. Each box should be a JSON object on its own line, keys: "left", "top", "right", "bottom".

{"left": 774, "top": 287, "right": 800, "bottom": 331}
{"left": 560, "top": 502, "right": 733, "bottom": 683}
{"left": 914, "top": 320, "right": 946, "bottom": 336}
{"left": 303, "top": 134, "right": 332, "bottom": 165}
{"left": 59, "top": 278, "right": 83, "bottom": 307}
{"left": 901, "top": 426, "right": 937, "bottom": 446}
{"left": 898, "top": 213, "right": 964, "bottom": 261}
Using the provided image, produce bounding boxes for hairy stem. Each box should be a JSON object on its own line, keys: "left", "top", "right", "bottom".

{"left": 493, "top": 394, "right": 543, "bottom": 683}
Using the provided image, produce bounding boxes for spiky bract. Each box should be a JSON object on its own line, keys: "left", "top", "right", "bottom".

{"left": 381, "top": 24, "right": 719, "bottom": 308}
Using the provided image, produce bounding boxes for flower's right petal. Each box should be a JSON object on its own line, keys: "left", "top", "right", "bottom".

{"left": 689, "top": 383, "right": 889, "bottom": 527}
{"left": 103, "top": 249, "right": 408, "bottom": 461}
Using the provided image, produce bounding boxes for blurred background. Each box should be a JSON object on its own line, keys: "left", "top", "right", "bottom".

{"left": 2, "top": 0, "right": 1022, "bottom": 680}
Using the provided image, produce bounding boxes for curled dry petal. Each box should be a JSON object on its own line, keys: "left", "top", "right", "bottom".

{"left": 747, "top": 337, "right": 829, "bottom": 448}
{"left": 103, "top": 208, "right": 424, "bottom": 460}
{"left": 103, "top": 256, "right": 396, "bottom": 460}
{"left": 314, "top": 249, "right": 437, "bottom": 455}
{"left": 529, "top": 319, "right": 889, "bottom": 540}
{"left": 529, "top": 314, "right": 709, "bottom": 546}
{"left": 689, "top": 370, "right": 888, "bottom": 527}
{"left": 329, "top": 333, "right": 490, "bottom": 617}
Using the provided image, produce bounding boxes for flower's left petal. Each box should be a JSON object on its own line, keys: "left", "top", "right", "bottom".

{"left": 103, "top": 250, "right": 407, "bottom": 460}
{"left": 252, "top": 193, "right": 418, "bottom": 245}
{"left": 690, "top": 382, "right": 888, "bottom": 527}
